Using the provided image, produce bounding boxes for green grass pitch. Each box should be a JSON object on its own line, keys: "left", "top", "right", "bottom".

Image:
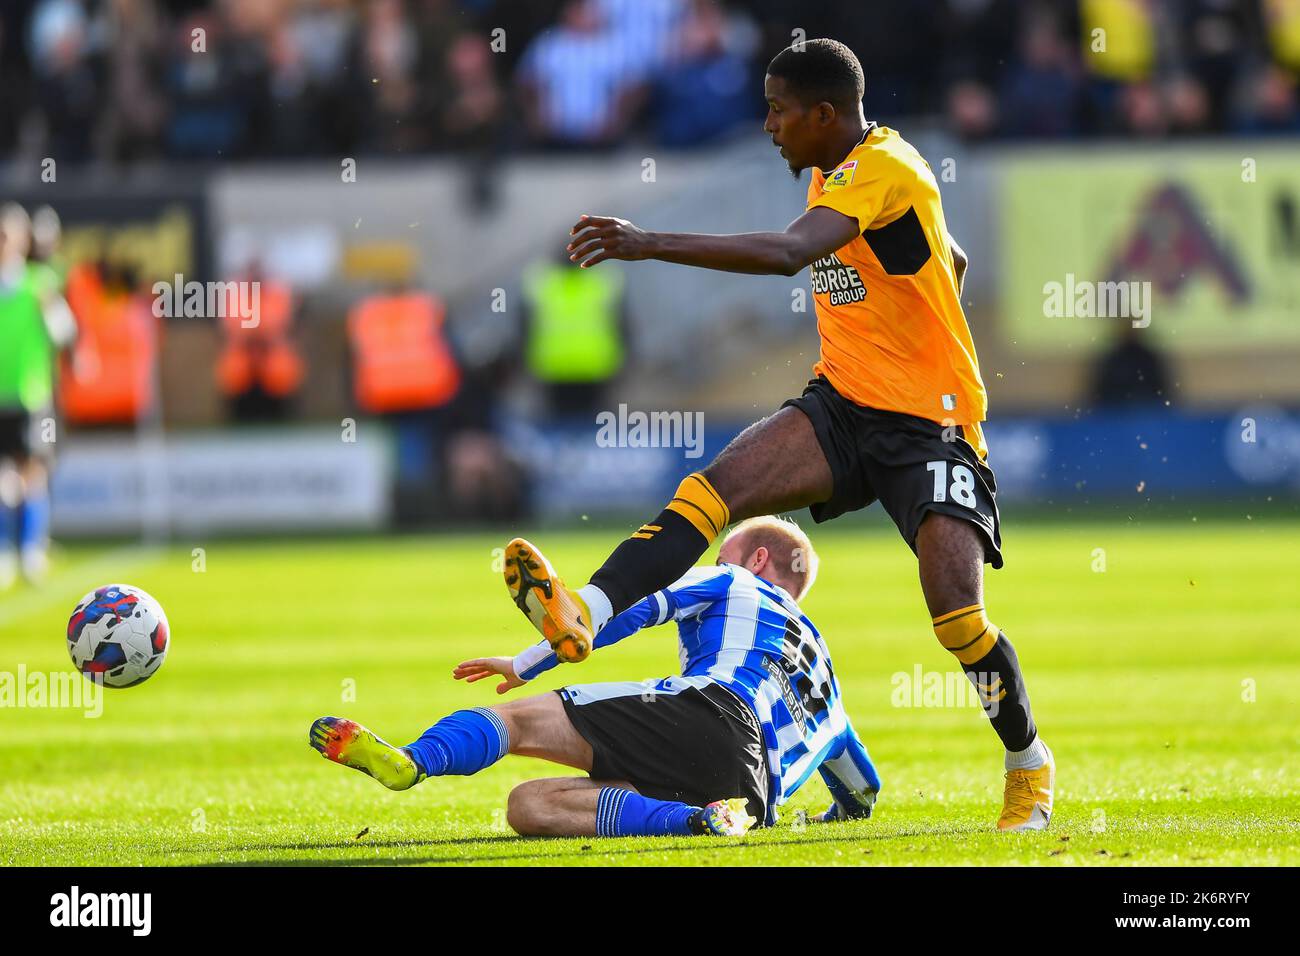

{"left": 2, "top": 515, "right": 1297, "bottom": 866}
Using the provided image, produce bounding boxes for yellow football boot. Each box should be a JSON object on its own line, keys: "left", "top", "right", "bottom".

{"left": 997, "top": 743, "right": 1054, "bottom": 831}
{"left": 503, "top": 537, "right": 594, "bottom": 663}
{"left": 309, "top": 716, "right": 424, "bottom": 791}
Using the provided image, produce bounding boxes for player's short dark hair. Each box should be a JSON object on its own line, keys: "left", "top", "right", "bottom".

{"left": 766, "top": 38, "right": 865, "bottom": 111}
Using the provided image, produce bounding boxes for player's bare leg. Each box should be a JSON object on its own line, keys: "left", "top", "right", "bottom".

{"left": 700, "top": 406, "right": 834, "bottom": 519}
{"left": 492, "top": 691, "right": 593, "bottom": 770}
{"left": 916, "top": 513, "right": 1053, "bottom": 831}
{"left": 505, "top": 406, "right": 832, "bottom": 653}
{"left": 506, "top": 777, "right": 628, "bottom": 836}
{"left": 506, "top": 776, "right": 757, "bottom": 838}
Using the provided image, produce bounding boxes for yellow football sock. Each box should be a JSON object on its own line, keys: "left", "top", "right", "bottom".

{"left": 933, "top": 603, "right": 998, "bottom": 667}
{"left": 663, "top": 473, "right": 730, "bottom": 543}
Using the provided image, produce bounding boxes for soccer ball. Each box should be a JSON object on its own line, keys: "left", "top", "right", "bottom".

{"left": 66, "top": 584, "right": 170, "bottom": 688}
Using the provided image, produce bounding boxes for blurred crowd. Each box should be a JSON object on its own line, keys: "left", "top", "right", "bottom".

{"left": 2, "top": 0, "right": 1299, "bottom": 166}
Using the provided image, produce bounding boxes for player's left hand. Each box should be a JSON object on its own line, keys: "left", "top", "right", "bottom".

{"left": 814, "top": 803, "right": 842, "bottom": 823}
{"left": 453, "top": 657, "right": 524, "bottom": 694}
{"left": 567, "top": 214, "right": 653, "bottom": 268}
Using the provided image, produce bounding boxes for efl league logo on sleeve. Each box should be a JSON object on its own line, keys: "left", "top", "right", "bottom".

{"left": 823, "top": 160, "right": 858, "bottom": 192}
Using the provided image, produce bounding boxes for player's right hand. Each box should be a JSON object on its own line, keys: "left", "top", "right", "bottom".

{"left": 567, "top": 214, "right": 653, "bottom": 268}
{"left": 453, "top": 657, "right": 525, "bottom": 695}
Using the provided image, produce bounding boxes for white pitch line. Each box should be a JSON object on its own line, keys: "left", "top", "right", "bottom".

{"left": 0, "top": 545, "right": 167, "bottom": 632}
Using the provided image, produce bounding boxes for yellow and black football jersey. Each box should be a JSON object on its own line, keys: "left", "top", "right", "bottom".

{"left": 805, "top": 123, "right": 989, "bottom": 439}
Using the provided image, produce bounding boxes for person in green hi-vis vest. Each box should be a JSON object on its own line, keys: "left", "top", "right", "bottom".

{"left": 520, "top": 252, "right": 627, "bottom": 417}
{"left": 0, "top": 204, "right": 77, "bottom": 589}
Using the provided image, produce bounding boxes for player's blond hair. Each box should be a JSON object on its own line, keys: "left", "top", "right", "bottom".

{"left": 724, "top": 515, "right": 819, "bottom": 601}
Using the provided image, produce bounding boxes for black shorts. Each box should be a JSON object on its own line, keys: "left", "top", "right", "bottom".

{"left": 0, "top": 408, "right": 54, "bottom": 463}
{"left": 559, "top": 677, "right": 769, "bottom": 823}
{"left": 781, "top": 376, "right": 1003, "bottom": 568}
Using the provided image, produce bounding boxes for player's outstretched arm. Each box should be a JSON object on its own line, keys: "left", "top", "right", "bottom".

{"left": 567, "top": 208, "right": 860, "bottom": 277}
{"left": 813, "top": 719, "right": 882, "bottom": 822}
{"left": 453, "top": 657, "right": 526, "bottom": 694}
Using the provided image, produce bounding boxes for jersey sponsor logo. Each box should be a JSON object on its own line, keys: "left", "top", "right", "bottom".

{"left": 810, "top": 253, "right": 867, "bottom": 306}
{"left": 822, "top": 159, "right": 858, "bottom": 192}
{"left": 761, "top": 655, "right": 807, "bottom": 736}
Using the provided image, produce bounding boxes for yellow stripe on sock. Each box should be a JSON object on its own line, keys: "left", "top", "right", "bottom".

{"left": 932, "top": 603, "right": 984, "bottom": 628}
{"left": 665, "top": 473, "right": 730, "bottom": 543}
{"left": 933, "top": 604, "right": 998, "bottom": 666}
{"left": 686, "top": 473, "right": 731, "bottom": 528}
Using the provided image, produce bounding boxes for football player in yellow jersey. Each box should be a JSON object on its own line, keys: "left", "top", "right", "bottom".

{"left": 502, "top": 39, "right": 1053, "bottom": 832}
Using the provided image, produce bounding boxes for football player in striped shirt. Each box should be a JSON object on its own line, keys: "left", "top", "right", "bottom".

{"left": 309, "top": 517, "right": 879, "bottom": 837}
{"left": 504, "top": 38, "right": 1052, "bottom": 832}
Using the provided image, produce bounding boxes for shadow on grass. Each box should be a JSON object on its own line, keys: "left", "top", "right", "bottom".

{"left": 203, "top": 824, "right": 981, "bottom": 867}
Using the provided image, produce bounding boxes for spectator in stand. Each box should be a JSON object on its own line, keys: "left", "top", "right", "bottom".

{"left": 947, "top": 79, "right": 1000, "bottom": 140}
{"left": 352, "top": 0, "right": 422, "bottom": 154}
{"left": 259, "top": 0, "right": 357, "bottom": 156}
{"left": 1173, "top": 0, "right": 1257, "bottom": 131}
{"left": 442, "top": 29, "right": 507, "bottom": 207}
{"left": 163, "top": 8, "right": 268, "bottom": 159}
{"left": 1236, "top": 63, "right": 1300, "bottom": 133}
{"left": 441, "top": 31, "right": 504, "bottom": 153}
{"left": 517, "top": 0, "right": 649, "bottom": 150}
{"left": 1078, "top": 0, "right": 1162, "bottom": 135}
{"left": 1262, "top": 0, "right": 1300, "bottom": 74}
{"left": 1000, "top": 10, "right": 1083, "bottom": 138}
{"left": 27, "top": 0, "right": 99, "bottom": 162}
{"left": 596, "top": 0, "right": 683, "bottom": 78}
{"left": 1164, "top": 72, "right": 1211, "bottom": 135}
{"left": 0, "top": 11, "right": 32, "bottom": 158}
{"left": 99, "top": 0, "right": 168, "bottom": 164}
{"left": 2, "top": 0, "right": 1299, "bottom": 162}
{"left": 939, "top": 0, "right": 1027, "bottom": 141}
{"left": 651, "top": 0, "right": 759, "bottom": 147}
{"left": 939, "top": 0, "right": 1024, "bottom": 93}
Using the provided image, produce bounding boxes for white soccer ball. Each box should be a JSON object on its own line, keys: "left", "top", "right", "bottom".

{"left": 66, "top": 584, "right": 171, "bottom": 688}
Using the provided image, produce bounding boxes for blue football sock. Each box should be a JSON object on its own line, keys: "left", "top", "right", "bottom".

{"left": 596, "top": 787, "right": 700, "bottom": 837}
{"left": 19, "top": 489, "right": 50, "bottom": 552}
{"left": 403, "top": 708, "right": 509, "bottom": 777}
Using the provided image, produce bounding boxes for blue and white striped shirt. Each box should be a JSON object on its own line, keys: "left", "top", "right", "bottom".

{"left": 513, "top": 564, "right": 881, "bottom": 824}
